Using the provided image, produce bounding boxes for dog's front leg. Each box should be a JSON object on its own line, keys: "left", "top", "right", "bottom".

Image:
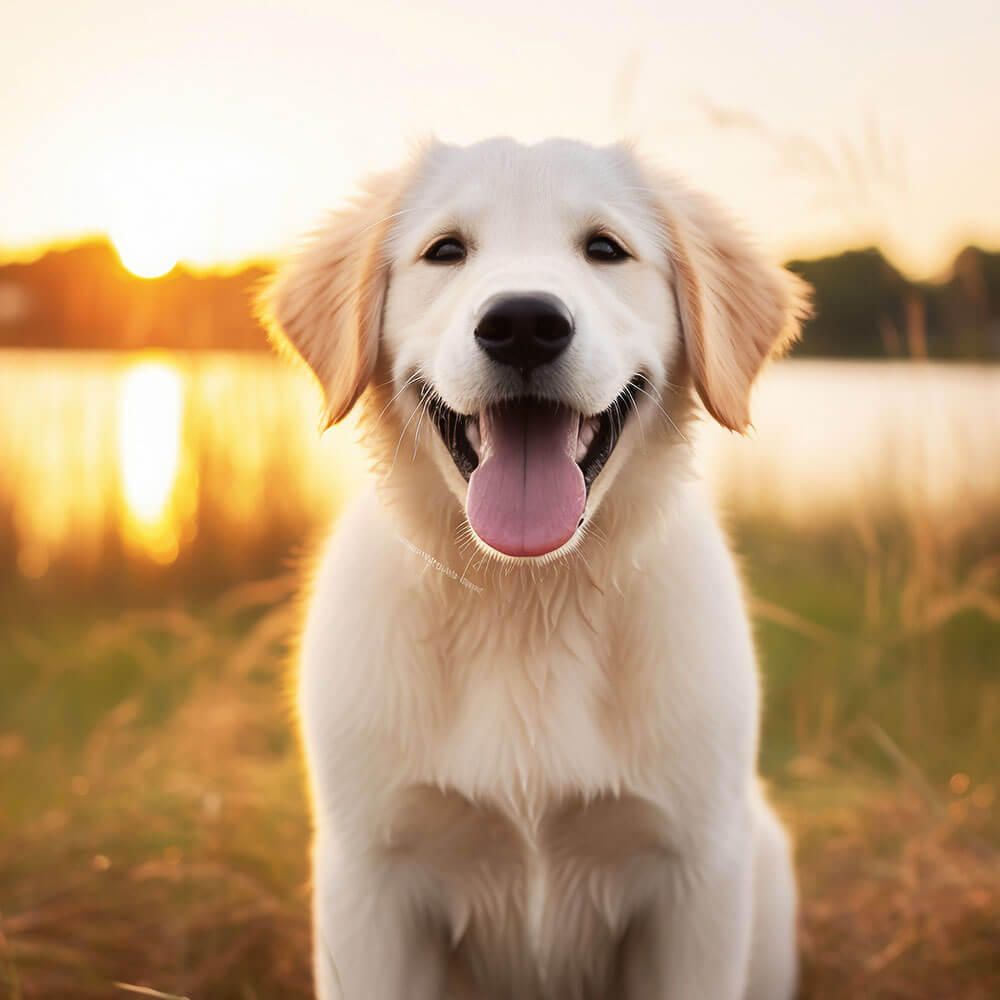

{"left": 313, "top": 837, "right": 446, "bottom": 1000}
{"left": 618, "top": 837, "right": 754, "bottom": 1000}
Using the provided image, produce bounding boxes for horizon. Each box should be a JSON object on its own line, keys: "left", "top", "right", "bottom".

{"left": 5, "top": 233, "right": 998, "bottom": 363}
{"left": 1, "top": 161, "right": 998, "bottom": 284}
{"left": 3, "top": 231, "right": 998, "bottom": 284}
{"left": 3, "top": 0, "right": 1000, "bottom": 281}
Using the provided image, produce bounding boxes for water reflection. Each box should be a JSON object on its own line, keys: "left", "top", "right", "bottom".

{"left": 1, "top": 352, "right": 998, "bottom": 581}
{"left": 116, "top": 360, "right": 186, "bottom": 564}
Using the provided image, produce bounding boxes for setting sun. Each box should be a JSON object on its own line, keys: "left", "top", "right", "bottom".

{"left": 106, "top": 133, "right": 204, "bottom": 278}
{"left": 110, "top": 190, "right": 184, "bottom": 278}
{"left": 112, "top": 226, "right": 179, "bottom": 279}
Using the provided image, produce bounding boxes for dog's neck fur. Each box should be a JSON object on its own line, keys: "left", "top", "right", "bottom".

{"left": 352, "top": 365, "right": 699, "bottom": 622}
{"left": 320, "top": 372, "right": 709, "bottom": 820}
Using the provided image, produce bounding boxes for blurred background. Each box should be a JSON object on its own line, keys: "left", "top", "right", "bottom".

{"left": 1, "top": 2, "right": 998, "bottom": 998}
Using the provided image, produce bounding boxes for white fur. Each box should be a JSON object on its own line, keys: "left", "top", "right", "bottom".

{"left": 264, "top": 138, "right": 806, "bottom": 999}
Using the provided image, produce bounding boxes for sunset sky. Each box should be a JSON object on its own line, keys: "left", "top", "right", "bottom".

{"left": 2, "top": 0, "right": 998, "bottom": 278}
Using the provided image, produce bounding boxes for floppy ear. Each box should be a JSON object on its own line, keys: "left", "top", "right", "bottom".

{"left": 258, "top": 168, "right": 406, "bottom": 428}
{"left": 655, "top": 174, "right": 811, "bottom": 432}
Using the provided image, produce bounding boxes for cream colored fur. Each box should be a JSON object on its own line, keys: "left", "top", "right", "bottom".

{"left": 261, "top": 137, "right": 809, "bottom": 1000}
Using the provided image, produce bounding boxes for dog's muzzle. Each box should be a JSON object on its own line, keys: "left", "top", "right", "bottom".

{"left": 474, "top": 292, "right": 574, "bottom": 378}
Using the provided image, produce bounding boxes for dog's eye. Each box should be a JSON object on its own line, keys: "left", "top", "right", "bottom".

{"left": 423, "top": 237, "right": 467, "bottom": 264}
{"left": 585, "top": 234, "right": 629, "bottom": 263}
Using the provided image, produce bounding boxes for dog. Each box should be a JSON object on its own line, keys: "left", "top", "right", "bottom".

{"left": 261, "top": 137, "right": 810, "bottom": 1000}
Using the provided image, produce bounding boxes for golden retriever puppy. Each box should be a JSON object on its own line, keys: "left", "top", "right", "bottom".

{"left": 262, "top": 137, "right": 810, "bottom": 1000}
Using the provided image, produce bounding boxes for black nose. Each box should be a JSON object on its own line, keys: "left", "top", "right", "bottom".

{"left": 474, "top": 293, "right": 573, "bottom": 374}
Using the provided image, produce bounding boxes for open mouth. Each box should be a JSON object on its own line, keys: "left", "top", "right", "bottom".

{"left": 425, "top": 377, "right": 642, "bottom": 558}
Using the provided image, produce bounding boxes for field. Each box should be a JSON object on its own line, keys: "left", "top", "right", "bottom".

{"left": 1, "top": 356, "right": 999, "bottom": 999}
{"left": 2, "top": 511, "right": 998, "bottom": 1000}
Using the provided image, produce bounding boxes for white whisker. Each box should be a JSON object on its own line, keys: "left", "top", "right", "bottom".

{"left": 632, "top": 382, "right": 688, "bottom": 443}
{"left": 388, "top": 391, "right": 429, "bottom": 477}
{"left": 622, "top": 383, "right": 647, "bottom": 451}
{"left": 371, "top": 370, "right": 423, "bottom": 432}
{"left": 411, "top": 385, "right": 435, "bottom": 461}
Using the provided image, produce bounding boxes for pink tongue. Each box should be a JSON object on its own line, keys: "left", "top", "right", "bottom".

{"left": 467, "top": 402, "right": 585, "bottom": 557}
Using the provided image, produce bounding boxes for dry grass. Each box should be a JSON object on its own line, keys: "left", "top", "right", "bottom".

{"left": 0, "top": 577, "right": 313, "bottom": 1000}
{"left": 3, "top": 744, "right": 998, "bottom": 999}
{"left": 792, "top": 782, "right": 1000, "bottom": 999}
{"left": 1, "top": 510, "right": 998, "bottom": 999}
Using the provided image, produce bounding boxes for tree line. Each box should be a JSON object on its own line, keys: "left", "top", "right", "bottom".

{"left": 0, "top": 239, "right": 997, "bottom": 359}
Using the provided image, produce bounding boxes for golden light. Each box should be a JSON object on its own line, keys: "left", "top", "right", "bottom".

{"left": 109, "top": 185, "right": 187, "bottom": 278}
{"left": 112, "top": 222, "right": 179, "bottom": 279}
{"left": 98, "top": 123, "right": 276, "bottom": 276}
{"left": 106, "top": 131, "right": 197, "bottom": 278}
{"left": 117, "top": 359, "right": 185, "bottom": 562}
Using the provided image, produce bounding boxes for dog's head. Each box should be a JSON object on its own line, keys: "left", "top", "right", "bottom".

{"left": 262, "top": 138, "right": 809, "bottom": 561}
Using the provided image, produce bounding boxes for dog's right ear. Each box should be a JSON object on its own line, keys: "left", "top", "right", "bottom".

{"left": 648, "top": 170, "right": 811, "bottom": 433}
{"left": 257, "top": 168, "right": 407, "bottom": 428}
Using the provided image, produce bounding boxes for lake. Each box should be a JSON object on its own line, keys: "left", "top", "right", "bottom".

{"left": 2, "top": 351, "right": 998, "bottom": 580}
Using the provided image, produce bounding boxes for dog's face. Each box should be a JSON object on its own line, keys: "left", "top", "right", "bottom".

{"left": 263, "top": 138, "right": 808, "bottom": 561}
{"left": 382, "top": 141, "right": 678, "bottom": 558}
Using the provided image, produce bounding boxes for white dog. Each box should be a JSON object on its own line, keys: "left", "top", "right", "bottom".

{"left": 262, "top": 137, "right": 809, "bottom": 1000}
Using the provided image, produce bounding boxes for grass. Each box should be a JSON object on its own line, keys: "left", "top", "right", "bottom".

{"left": 1, "top": 516, "right": 998, "bottom": 999}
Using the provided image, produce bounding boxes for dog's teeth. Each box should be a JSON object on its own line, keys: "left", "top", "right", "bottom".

{"left": 466, "top": 419, "right": 481, "bottom": 456}
{"left": 575, "top": 418, "right": 598, "bottom": 462}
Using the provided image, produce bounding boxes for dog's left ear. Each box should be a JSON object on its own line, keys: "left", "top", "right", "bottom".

{"left": 653, "top": 173, "right": 811, "bottom": 432}
{"left": 258, "top": 168, "right": 408, "bottom": 429}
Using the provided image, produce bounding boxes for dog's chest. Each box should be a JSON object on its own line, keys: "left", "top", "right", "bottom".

{"left": 387, "top": 783, "right": 669, "bottom": 998}
{"left": 387, "top": 623, "right": 666, "bottom": 994}
{"left": 428, "top": 629, "right": 625, "bottom": 807}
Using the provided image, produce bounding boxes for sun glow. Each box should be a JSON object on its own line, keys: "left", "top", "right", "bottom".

{"left": 116, "top": 360, "right": 186, "bottom": 562}
{"left": 112, "top": 225, "right": 180, "bottom": 279}
{"left": 105, "top": 129, "right": 208, "bottom": 278}
{"left": 110, "top": 188, "right": 187, "bottom": 278}
{"left": 94, "top": 123, "right": 293, "bottom": 277}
